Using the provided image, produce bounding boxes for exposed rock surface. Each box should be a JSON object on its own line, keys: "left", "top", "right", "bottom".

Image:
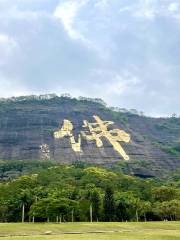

{"left": 0, "top": 95, "right": 179, "bottom": 176}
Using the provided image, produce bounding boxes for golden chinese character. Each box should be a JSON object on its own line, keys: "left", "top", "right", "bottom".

{"left": 82, "top": 115, "right": 130, "bottom": 160}
{"left": 54, "top": 120, "right": 81, "bottom": 152}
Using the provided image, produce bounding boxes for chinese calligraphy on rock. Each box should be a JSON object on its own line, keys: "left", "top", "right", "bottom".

{"left": 54, "top": 115, "right": 130, "bottom": 160}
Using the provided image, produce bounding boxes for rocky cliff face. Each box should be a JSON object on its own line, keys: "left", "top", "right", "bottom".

{"left": 0, "top": 95, "right": 179, "bottom": 177}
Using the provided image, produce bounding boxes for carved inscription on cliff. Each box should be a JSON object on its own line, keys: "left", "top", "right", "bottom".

{"left": 54, "top": 116, "right": 130, "bottom": 160}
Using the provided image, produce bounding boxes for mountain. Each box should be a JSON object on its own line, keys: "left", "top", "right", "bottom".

{"left": 0, "top": 94, "right": 179, "bottom": 177}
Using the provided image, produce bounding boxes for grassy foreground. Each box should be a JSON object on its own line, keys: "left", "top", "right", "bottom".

{"left": 0, "top": 222, "right": 180, "bottom": 240}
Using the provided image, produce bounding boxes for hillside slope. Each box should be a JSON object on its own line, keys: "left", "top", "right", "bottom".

{"left": 0, "top": 95, "right": 179, "bottom": 177}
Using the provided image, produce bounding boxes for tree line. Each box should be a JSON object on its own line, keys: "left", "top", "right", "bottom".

{"left": 0, "top": 161, "right": 180, "bottom": 222}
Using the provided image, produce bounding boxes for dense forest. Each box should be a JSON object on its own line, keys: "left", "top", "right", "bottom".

{"left": 0, "top": 160, "right": 180, "bottom": 223}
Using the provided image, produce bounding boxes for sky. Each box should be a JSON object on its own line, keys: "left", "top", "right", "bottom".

{"left": 0, "top": 0, "right": 180, "bottom": 117}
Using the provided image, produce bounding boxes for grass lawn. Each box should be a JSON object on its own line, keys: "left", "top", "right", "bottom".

{"left": 0, "top": 222, "right": 180, "bottom": 240}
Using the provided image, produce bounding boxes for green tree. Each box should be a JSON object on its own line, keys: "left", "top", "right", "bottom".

{"left": 138, "top": 201, "right": 152, "bottom": 221}
{"left": 103, "top": 187, "right": 115, "bottom": 221}
{"left": 18, "top": 189, "right": 33, "bottom": 222}
{"left": 153, "top": 186, "right": 177, "bottom": 202}
{"left": 87, "top": 188, "right": 101, "bottom": 222}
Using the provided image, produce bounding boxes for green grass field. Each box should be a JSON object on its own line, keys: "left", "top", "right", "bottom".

{"left": 0, "top": 222, "right": 180, "bottom": 240}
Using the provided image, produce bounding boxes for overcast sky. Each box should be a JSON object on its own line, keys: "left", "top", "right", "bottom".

{"left": 0, "top": 0, "right": 180, "bottom": 116}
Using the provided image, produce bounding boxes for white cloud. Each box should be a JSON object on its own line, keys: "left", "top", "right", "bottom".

{"left": 107, "top": 74, "right": 141, "bottom": 95}
{"left": 94, "top": 0, "right": 109, "bottom": 11}
{"left": 0, "top": 72, "right": 29, "bottom": 98}
{"left": 53, "top": 0, "right": 103, "bottom": 55}
{"left": 133, "top": 0, "right": 158, "bottom": 20}
{"left": 53, "top": 0, "right": 88, "bottom": 40}
{"left": 0, "top": 34, "right": 18, "bottom": 65}
{"left": 168, "top": 2, "right": 179, "bottom": 13}
{"left": 0, "top": 0, "right": 180, "bottom": 116}
{"left": 89, "top": 69, "right": 142, "bottom": 98}
{"left": 132, "top": 0, "right": 180, "bottom": 20}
